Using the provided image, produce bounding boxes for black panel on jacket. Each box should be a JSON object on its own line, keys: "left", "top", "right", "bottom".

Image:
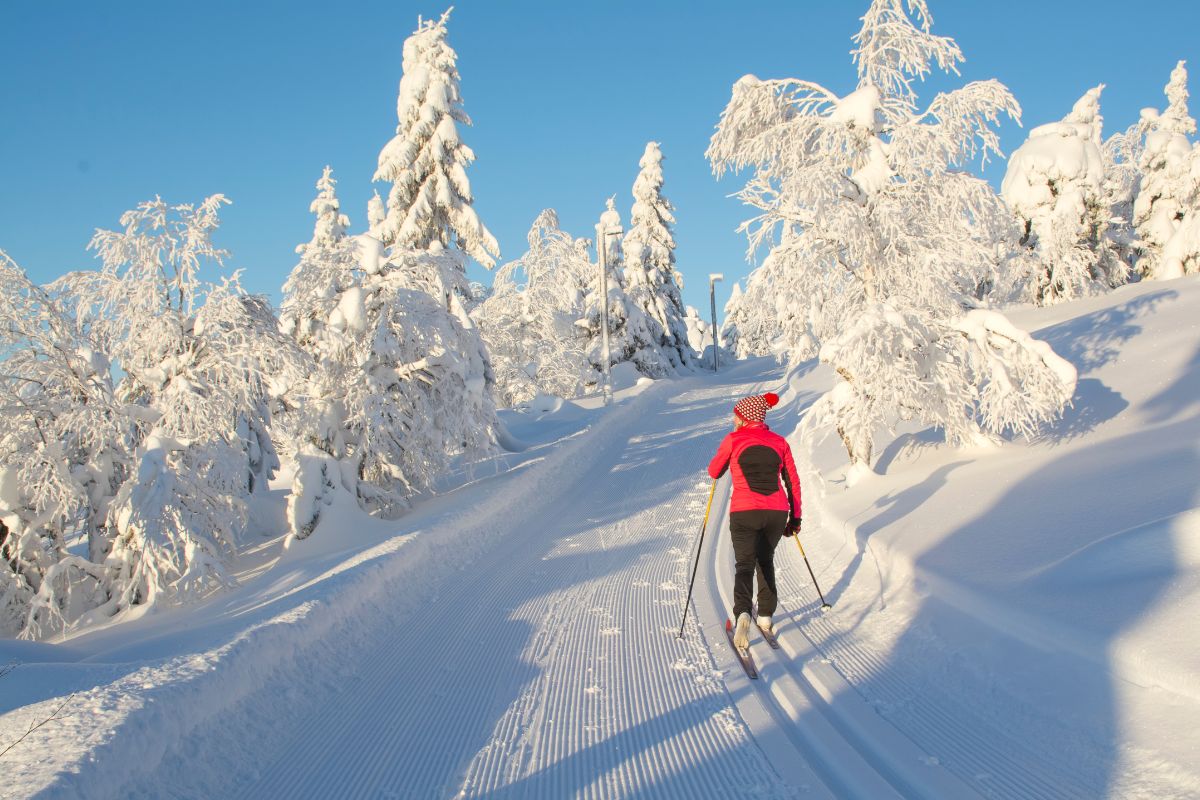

{"left": 738, "top": 445, "right": 781, "bottom": 495}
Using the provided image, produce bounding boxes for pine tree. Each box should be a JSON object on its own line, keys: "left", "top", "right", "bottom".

{"left": 373, "top": 7, "right": 499, "bottom": 293}
{"left": 284, "top": 185, "right": 498, "bottom": 526}
{"left": 1134, "top": 61, "right": 1200, "bottom": 279}
{"left": 623, "top": 142, "right": 693, "bottom": 371}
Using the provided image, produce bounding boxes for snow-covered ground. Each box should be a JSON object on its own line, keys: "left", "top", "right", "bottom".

{"left": 1, "top": 276, "right": 1198, "bottom": 799}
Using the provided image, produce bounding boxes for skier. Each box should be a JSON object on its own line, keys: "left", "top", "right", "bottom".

{"left": 707, "top": 391, "right": 802, "bottom": 650}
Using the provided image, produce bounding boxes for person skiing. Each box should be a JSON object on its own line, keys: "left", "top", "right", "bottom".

{"left": 707, "top": 391, "right": 802, "bottom": 650}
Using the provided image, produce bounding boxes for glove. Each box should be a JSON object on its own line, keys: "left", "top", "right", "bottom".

{"left": 784, "top": 518, "right": 801, "bottom": 537}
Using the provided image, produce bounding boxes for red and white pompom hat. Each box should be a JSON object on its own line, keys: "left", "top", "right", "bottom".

{"left": 733, "top": 392, "right": 779, "bottom": 424}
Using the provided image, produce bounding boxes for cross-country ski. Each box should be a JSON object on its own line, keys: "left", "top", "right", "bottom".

{"left": 725, "top": 618, "right": 760, "bottom": 679}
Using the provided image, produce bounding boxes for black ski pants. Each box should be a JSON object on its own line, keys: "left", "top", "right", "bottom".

{"left": 730, "top": 509, "right": 789, "bottom": 619}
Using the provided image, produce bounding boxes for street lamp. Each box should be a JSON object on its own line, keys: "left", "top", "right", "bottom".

{"left": 595, "top": 198, "right": 623, "bottom": 406}
{"left": 709, "top": 273, "right": 724, "bottom": 371}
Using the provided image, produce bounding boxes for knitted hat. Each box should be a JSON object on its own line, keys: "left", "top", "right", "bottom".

{"left": 733, "top": 392, "right": 779, "bottom": 423}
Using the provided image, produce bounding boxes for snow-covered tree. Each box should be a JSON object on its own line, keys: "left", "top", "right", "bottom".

{"left": 1134, "top": 61, "right": 1200, "bottom": 279}
{"left": 373, "top": 6, "right": 499, "bottom": 298}
{"left": 473, "top": 210, "right": 597, "bottom": 406}
{"left": 281, "top": 167, "right": 360, "bottom": 354}
{"left": 367, "top": 190, "right": 386, "bottom": 239}
{"left": 298, "top": 251, "right": 497, "bottom": 519}
{"left": 707, "top": 0, "right": 1075, "bottom": 479}
{"left": 275, "top": 7, "right": 502, "bottom": 533}
{"left": 683, "top": 306, "right": 710, "bottom": 357}
{"left": 580, "top": 198, "right": 677, "bottom": 380}
{"left": 622, "top": 142, "right": 693, "bottom": 371}
{"left": 284, "top": 189, "right": 498, "bottom": 527}
{"left": 1002, "top": 86, "right": 1126, "bottom": 303}
{"left": 67, "top": 199, "right": 301, "bottom": 620}
{"left": 0, "top": 252, "right": 129, "bottom": 637}
{"left": 2, "top": 196, "right": 306, "bottom": 637}
{"left": 1101, "top": 118, "right": 1149, "bottom": 272}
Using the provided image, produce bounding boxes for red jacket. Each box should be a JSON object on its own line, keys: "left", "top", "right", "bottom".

{"left": 708, "top": 422, "right": 802, "bottom": 517}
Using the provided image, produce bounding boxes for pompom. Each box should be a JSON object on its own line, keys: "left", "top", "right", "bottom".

{"left": 763, "top": 392, "right": 779, "bottom": 407}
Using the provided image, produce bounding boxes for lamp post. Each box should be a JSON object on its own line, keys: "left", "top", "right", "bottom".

{"left": 595, "top": 198, "right": 623, "bottom": 406}
{"left": 709, "top": 273, "right": 724, "bottom": 371}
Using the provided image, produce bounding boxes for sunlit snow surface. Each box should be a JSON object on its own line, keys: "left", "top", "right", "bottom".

{"left": 2, "top": 276, "right": 1198, "bottom": 799}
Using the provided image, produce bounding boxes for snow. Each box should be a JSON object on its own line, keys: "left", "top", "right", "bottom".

{"left": 830, "top": 84, "right": 882, "bottom": 131}
{"left": 2, "top": 277, "right": 1199, "bottom": 798}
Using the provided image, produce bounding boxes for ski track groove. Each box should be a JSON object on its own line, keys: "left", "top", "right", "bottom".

{"left": 774, "top": 550, "right": 1100, "bottom": 800}
{"left": 218, "top": 364, "right": 802, "bottom": 799}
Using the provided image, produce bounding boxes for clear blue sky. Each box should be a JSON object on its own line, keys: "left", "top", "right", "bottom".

{"left": 2, "top": 1, "right": 1197, "bottom": 314}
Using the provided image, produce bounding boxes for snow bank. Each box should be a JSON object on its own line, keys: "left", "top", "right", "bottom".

{"left": 791, "top": 275, "right": 1200, "bottom": 796}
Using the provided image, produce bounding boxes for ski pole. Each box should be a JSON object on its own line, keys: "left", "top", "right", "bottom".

{"left": 793, "top": 533, "right": 832, "bottom": 610}
{"left": 677, "top": 480, "right": 717, "bottom": 638}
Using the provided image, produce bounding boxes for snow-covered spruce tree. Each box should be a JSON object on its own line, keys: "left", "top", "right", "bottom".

{"left": 1134, "top": 61, "right": 1200, "bottom": 279}
{"left": 717, "top": 281, "right": 748, "bottom": 357}
{"left": 296, "top": 250, "right": 497, "bottom": 521}
{"left": 373, "top": 6, "right": 499, "bottom": 305}
{"left": 580, "top": 198, "right": 676, "bottom": 380}
{"left": 367, "top": 190, "right": 386, "bottom": 240}
{"left": 278, "top": 168, "right": 361, "bottom": 540}
{"left": 707, "top": 0, "right": 1076, "bottom": 480}
{"left": 286, "top": 6, "right": 498, "bottom": 527}
{"left": 53, "top": 197, "right": 306, "bottom": 621}
{"left": 281, "top": 167, "right": 360, "bottom": 356}
{"left": 472, "top": 210, "right": 597, "bottom": 406}
{"left": 0, "top": 252, "right": 129, "bottom": 637}
{"left": 622, "top": 142, "right": 693, "bottom": 371}
{"left": 1002, "top": 86, "right": 1126, "bottom": 303}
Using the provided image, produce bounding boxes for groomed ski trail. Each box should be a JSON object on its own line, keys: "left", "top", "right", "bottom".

{"left": 118, "top": 359, "right": 827, "bottom": 799}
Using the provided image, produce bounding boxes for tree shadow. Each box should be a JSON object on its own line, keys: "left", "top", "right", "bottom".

{"left": 823, "top": 461, "right": 969, "bottom": 610}
{"left": 460, "top": 691, "right": 776, "bottom": 799}
{"left": 1033, "top": 290, "right": 1178, "bottom": 373}
{"left": 866, "top": 415, "right": 1200, "bottom": 797}
{"left": 1142, "top": 340, "right": 1200, "bottom": 425}
{"left": 1043, "top": 377, "right": 1129, "bottom": 441}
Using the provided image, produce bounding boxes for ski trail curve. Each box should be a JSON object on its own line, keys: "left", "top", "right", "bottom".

{"left": 120, "top": 359, "right": 825, "bottom": 799}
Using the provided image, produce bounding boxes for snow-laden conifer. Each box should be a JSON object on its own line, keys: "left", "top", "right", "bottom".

{"left": 373, "top": 7, "right": 499, "bottom": 287}
{"left": 284, "top": 177, "right": 497, "bottom": 526}
{"left": 622, "top": 142, "right": 693, "bottom": 371}
{"left": 315, "top": 253, "right": 497, "bottom": 518}
{"left": 282, "top": 7, "right": 501, "bottom": 526}
{"left": 579, "top": 198, "right": 677, "bottom": 380}
{"left": 473, "top": 210, "right": 596, "bottom": 406}
{"left": 1002, "top": 86, "right": 1126, "bottom": 302}
{"left": 281, "top": 167, "right": 360, "bottom": 354}
{"left": 707, "top": 0, "right": 1075, "bottom": 479}
{"left": 1134, "top": 61, "right": 1200, "bottom": 279}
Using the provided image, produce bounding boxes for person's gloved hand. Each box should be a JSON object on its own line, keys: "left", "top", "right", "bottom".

{"left": 784, "top": 518, "right": 802, "bottom": 537}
